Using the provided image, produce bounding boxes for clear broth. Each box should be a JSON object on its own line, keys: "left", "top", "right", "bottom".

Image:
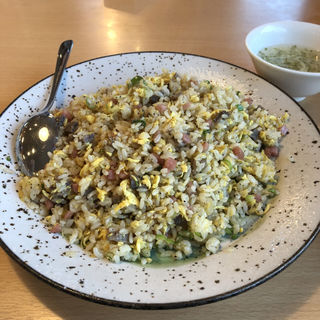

{"left": 258, "top": 44, "right": 320, "bottom": 72}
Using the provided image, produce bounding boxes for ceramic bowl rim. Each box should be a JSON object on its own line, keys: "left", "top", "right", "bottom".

{"left": 245, "top": 20, "right": 320, "bottom": 77}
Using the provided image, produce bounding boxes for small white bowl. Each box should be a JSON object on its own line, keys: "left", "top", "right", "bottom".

{"left": 245, "top": 20, "right": 320, "bottom": 100}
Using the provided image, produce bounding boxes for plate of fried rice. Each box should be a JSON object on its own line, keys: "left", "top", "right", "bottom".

{"left": 0, "top": 52, "right": 319, "bottom": 309}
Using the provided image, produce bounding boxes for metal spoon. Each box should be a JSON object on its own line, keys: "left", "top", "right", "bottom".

{"left": 15, "top": 40, "right": 73, "bottom": 176}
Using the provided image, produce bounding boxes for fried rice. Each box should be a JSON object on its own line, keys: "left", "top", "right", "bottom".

{"left": 18, "top": 71, "right": 289, "bottom": 264}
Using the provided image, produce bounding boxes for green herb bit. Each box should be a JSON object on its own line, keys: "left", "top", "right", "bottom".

{"left": 193, "top": 231, "right": 203, "bottom": 239}
{"left": 245, "top": 194, "right": 256, "bottom": 206}
{"left": 132, "top": 119, "right": 146, "bottom": 128}
{"left": 236, "top": 90, "right": 241, "bottom": 96}
{"left": 156, "top": 234, "right": 175, "bottom": 245}
{"left": 225, "top": 227, "right": 239, "bottom": 240}
{"left": 129, "top": 75, "right": 144, "bottom": 87}
{"left": 268, "top": 187, "right": 278, "bottom": 198}
{"left": 130, "top": 175, "right": 140, "bottom": 190}
{"left": 202, "top": 129, "right": 211, "bottom": 137}
{"left": 5, "top": 156, "right": 11, "bottom": 162}
{"left": 222, "top": 159, "right": 232, "bottom": 170}
{"left": 237, "top": 104, "right": 244, "bottom": 111}
{"left": 203, "top": 80, "right": 213, "bottom": 90}
{"left": 85, "top": 97, "right": 96, "bottom": 109}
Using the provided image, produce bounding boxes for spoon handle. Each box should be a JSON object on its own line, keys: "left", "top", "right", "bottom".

{"left": 42, "top": 40, "right": 73, "bottom": 113}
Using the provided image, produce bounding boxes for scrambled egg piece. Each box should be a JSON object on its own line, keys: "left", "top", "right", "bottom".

{"left": 79, "top": 157, "right": 104, "bottom": 177}
{"left": 96, "top": 187, "right": 107, "bottom": 202}
{"left": 178, "top": 204, "right": 190, "bottom": 221}
{"left": 180, "top": 162, "right": 188, "bottom": 173}
{"left": 91, "top": 157, "right": 104, "bottom": 168}
{"left": 135, "top": 88, "right": 145, "bottom": 98}
{"left": 263, "top": 204, "right": 271, "bottom": 214}
{"left": 151, "top": 175, "right": 160, "bottom": 189}
{"left": 135, "top": 237, "right": 145, "bottom": 253}
{"left": 190, "top": 95, "right": 200, "bottom": 103}
{"left": 97, "top": 227, "right": 108, "bottom": 240}
{"left": 54, "top": 150, "right": 67, "bottom": 158}
{"left": 86, "top": 115, "right": 95, "bottom": 124}
{"left": 214, "top": 145, "right": 226, "bottom": 153}
{"left": 142, "top": 175, "right": 151, "bottom": 189}
{"left": 134, "top": 132, "right": 150, "bottom": 145}
{"left": 79, "top": 175, "right": 93, "bottom": 196}
{"left": 114, "top": 180, "right": 139, "bottom": 212}
{"left": 84, "top": 145, "right": 92, "bottom": 158}
{"left": 79, "top": 163, "right": 90, "bottom": 177}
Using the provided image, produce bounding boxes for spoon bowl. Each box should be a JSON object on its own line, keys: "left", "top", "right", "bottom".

{"left": 15, "top": 40, "right": 73, "bottom": 176}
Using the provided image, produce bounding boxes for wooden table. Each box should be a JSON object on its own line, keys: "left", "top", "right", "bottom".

{"left": 0, "top": 1, "right": 319, "bottom": 319}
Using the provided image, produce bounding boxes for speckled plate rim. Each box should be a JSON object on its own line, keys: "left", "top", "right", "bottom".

{"left": 0, "top": 51, "right": 319, "bottom": 310}
{"left": 0, "top": 220, "right": 318, "bottom": 309}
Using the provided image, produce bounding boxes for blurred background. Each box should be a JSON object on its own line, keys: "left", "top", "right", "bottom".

{"left": 1, "top": 0, "right": 319, "bottom": 109}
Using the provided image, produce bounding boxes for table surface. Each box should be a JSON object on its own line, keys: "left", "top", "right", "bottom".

{"left": 0, "top": 0, "right": 319, "bottom": 319}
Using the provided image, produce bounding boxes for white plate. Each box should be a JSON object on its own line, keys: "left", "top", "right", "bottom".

{"left": 0, "top": 52, "right": 319, "bottom": 309}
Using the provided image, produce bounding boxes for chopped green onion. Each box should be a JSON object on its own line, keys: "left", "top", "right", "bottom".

{"left": 203, "top": 80, "right": 213, "bottom": 90}
{"left": 222, "top": 159, "right": 232, "bottom": 170}
{"left": 237, "top": 104, "right": 244, "bottom": 111}
{"left": 5, "top": 156, "right": 11, "bottom": 162}
{"left": 132, "top": 119, "right": 146, "bottom": 128}
{"left": 202, "top": 129, "right": 211, "bottom": 137}
{"left": 245, "top": 194, "right": 256, "bottom": 206}
{"left": 225, "top": 227, "right": 238, "bottom": 240}
{"left": 231, "top": 233, "right": 239, "bottom": 240}
{"left": 268, "top": 187, "right": 276, "bottom": 193}
{"left": 129, "top": 75, "right": 143, "bottom": 87}
{"left": 85, "top": 97, "right": 96, "bottom": 109}
{"left": 236, "top": 90, "right": 241, "bottom": 96}
{"left": 156, "top": 234, "right": 175, "bottom": 245}
{"left": 193, "top": 231, "right": 203, "bottom": 239}
{"left": 268, "top": 187, "right": 278, "bottom": 198}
